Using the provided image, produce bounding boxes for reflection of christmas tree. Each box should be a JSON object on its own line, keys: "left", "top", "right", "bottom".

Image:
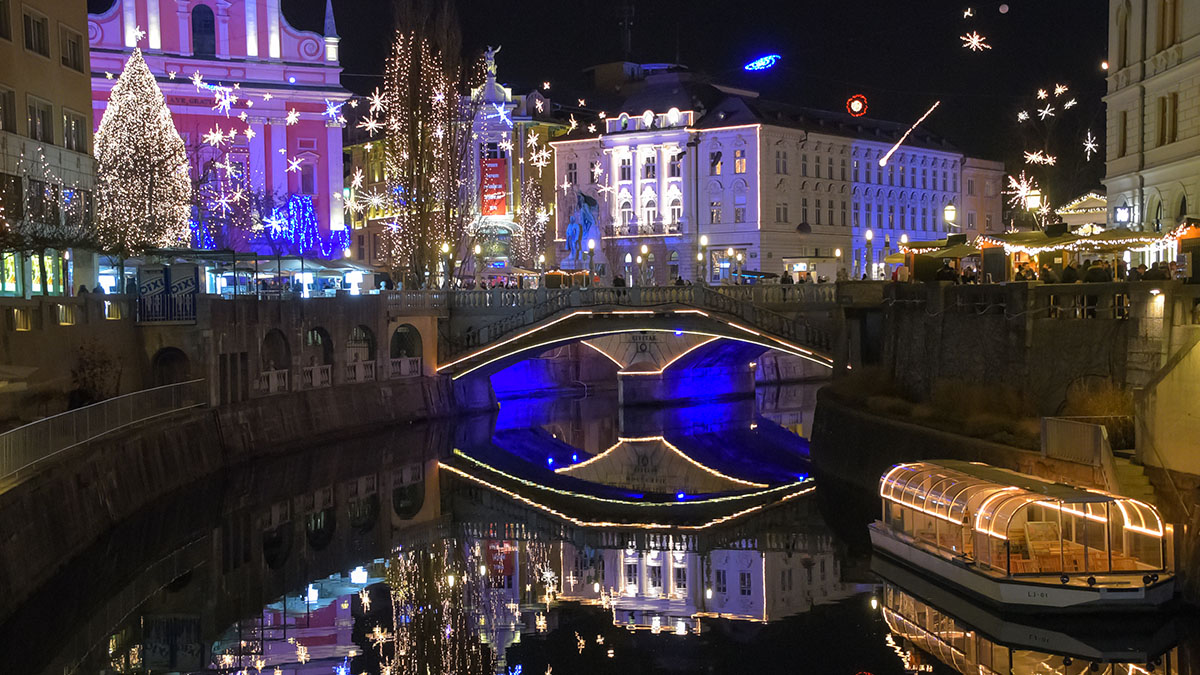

{"left": 94, "top": 48, "right": 191, "bottom": 257}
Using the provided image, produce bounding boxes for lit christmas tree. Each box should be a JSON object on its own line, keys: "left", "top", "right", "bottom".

{"left": 94, "top": 48, "right": 192, "bottom": 261}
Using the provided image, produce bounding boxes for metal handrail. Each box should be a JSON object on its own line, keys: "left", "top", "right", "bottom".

{"left": 0, "top": 378, "right": 207, "bottom": 483}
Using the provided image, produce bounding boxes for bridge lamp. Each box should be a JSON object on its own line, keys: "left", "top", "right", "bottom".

{"left": 473, "top": 243, "right": 482, "bottom": 255}
{"left": 835, "top": 248, "right": 842, "bottom": 258}
{"left": 586, "top": 239, "right": 596, "bottom": 286}
{"left": 640, "top": 244, "right": 649, "bottom": 255}
{"left": 864, "top": 230, "right": 875, "bottom": 280}
{"left": 1024, "top": 189, "right": 1042, "bottom": 211}
{"left": 588, "top": 238, "right": 596, "bottom": 251}
{"left": 636, "top": 255, "right": 643, "bottom": 264}
{"left": 700, "top": 235, "right": 709, "bottom": 247}
{"left": 441, "top": 242, "right": 450, "bottom": 254}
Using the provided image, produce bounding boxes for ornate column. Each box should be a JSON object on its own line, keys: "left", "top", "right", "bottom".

{"left": 656, "top": 144, "right": 668, "bottom": 229}
{"left": 147, "top": 0, "right": 162, "bottom": 50}
{"left": 632, "top": 145, "right": 643, "bottom": 232}
{"left": 609, "top": 148, "right": 620, "bottom": 227}
{"left": 215, "top": 0, "right": 231, "bottom": 59}
{"left": 176, "top": 4, "right": 190, "bottom": 55}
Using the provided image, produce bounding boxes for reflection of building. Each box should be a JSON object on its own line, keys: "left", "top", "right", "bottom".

{"left": 0, "top": 0, "right": 96, "bottom": 295}
{"left": 550, "top": 64, "right": 1003, "bottom": 283}
{"left": 1103, "top": 0, "right": 1194, "bottom": 241}
{"left": 88, "top": 0, "right": 348, "bottom": 256}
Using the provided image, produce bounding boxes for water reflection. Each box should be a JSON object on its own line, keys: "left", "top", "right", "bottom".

{"left": 3, "top": 384, "right": 1192, "bottom": 674}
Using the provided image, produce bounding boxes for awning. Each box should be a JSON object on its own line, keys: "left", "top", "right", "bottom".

{"left": 926, "top": 242, "right": 981, "bottom": 259}
{"left": 884, "top": 252, "right": 906, "bottom": 264}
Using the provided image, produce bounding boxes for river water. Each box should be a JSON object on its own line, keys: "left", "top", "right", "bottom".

{"left": 3, "top": 384, "right": 1193, "bottom": 674}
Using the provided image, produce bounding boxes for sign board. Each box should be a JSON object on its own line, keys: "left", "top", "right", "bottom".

{"left": 481, "top": 158, "right": 508, "bottom": 216}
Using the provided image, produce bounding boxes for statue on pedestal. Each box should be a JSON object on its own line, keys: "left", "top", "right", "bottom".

{"left": 564, "top": 192, "right": 600, "bottom": 264}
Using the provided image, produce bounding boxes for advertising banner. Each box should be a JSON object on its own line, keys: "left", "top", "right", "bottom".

{"left": 481, "top": 158, "right": 508, "bottom": 216}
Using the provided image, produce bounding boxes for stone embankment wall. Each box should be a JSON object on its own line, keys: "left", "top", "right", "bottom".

{"left": 0, "top": 375, "right": 488, "bottom": 623}
{"left": 811, "top": 391, "right": 1200, "bottom": 602}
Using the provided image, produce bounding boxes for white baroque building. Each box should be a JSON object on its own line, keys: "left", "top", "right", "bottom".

{"left": 550, "top": 65, "right": 1002, "bottom": 283}
{"left": 1104, "top": 0, "right": 1198, "bottom": 248}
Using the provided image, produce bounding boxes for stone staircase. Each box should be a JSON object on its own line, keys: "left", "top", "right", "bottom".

{"left": 1112, "top": 452, "right": 1157, "bottom": 503}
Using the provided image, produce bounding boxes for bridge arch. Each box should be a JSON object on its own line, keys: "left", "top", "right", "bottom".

{"left": 151, "top": 347, "right": 191, "bottom": 386}
{"left": 261, "top": 329, "right": 290, "bottom": 372}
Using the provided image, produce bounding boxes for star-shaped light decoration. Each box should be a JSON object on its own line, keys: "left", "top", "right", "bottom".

{"left": 591, "top": 163, "right": 603, "bottom": 180}
{"left": 323, "top": 98, "right": 346, "bottom": 121}
{"left": 214, "top": 193, "right": 235, "bottom": 214}
{"left": 1036, "top": 88, "right": 1048, "bottom": 100}
{"left": 226, "top": 128, "right": 238, "bottom": 141}
{"left": 367, "top": 88, "right": 384, "bottom": 114}
{"left": 1083, "top": 130, "right": 1098, "bottom": 161}
{"left": 246, "top": 100, "right": 254, "bottom": 107}
{"left": 363, "top": 142, "right": 373, "bottom": 151}
{"left": 963, "top": 7, "right": 974, "bottom": 17}
{"left": 105, "top": 72, "right": 113, "bottom": 80}
{"left": 168, "top": 70, "right": 178, "bottom": 80}
{"left": 588, "top": 123, "right": 597, "bottom": 133}
{"left": 351, "top": 167, "right": 364, "bottom": 189}
{"left": 1053, "top": 83, "right": 1068, "bottom": 96}
{"left": 238, "top": 112, "right": 249, "bottom": 122}
{"left": 244, "top": 127, "right": 256, "bottom": 140}
{"left": 577, "top": 98, "right": 587, "bottom": 106}
{"left": 1037, "top": 104, "right": 1055, "bottom": 120}
{"left": 203, "top": 126, "right": 227, "bottom": 147}
{"left": 132, "top": 25, "right": 146, "bottom": 43}
{"left": 1063, "top": 98, "right": 1077, "bottom": 109}
{"left": 190, "top": 71, "right": 204, "bottom": 88}
{"left": 568, "top": 114, "right": 578, "bottom": 132}
{"left": 543, "top": 81, "right": 551, "bottom": 89}
{"left": 285, "top": 109, "right": 300, "bottom": 125}
{"left": 559, "top": 178, "right": 572, "bottom": 193}
{"left": 1016, "top": 110, "right": 1029, "bottom": 123}
{"left": 1023, "top": 150, "right": 1056, "bottom": 166}
{"left": 536, "top": 209, "right": 550, "bottom": 225}
{"left": 498, "top": 139, "right": 513, "bottom": 153}
{"left": 357, "top": 116, "right": 382, "bottom": 135}
{"left": 534, "top": 99, "right": 544, "bottom": 113}
{"left": 526, "top": 130, "right": 539, "bottom": 148}
{"left": 1004, "top": 171, "right": 1039, "bottom": 210}
{"left": 262, "top": 92, "right": 273, "bottom": 101}
{"left": 432, "top": 91, "right": 445, "bottom": 103}
{"left": 212, "top": 89, "right": 238, "bottom": 116}
{"left": 278, "top": 147, "right": 287, "bottom": 155}
{"left": 348, "top": 99, "right": 358, "bottom": 108}
{"left": 960, "top": 31, "right": 991, "bottom": 51}
{"left": 287, "top": 157, "right": 304, "bottom": 173}
{"left": 598, "top": 111, "right": 607, "bottom": 119}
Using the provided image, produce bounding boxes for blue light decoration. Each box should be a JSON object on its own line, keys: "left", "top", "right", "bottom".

{"left": 743, "top": 54, "right": 781, "bottom": 71}
{"left": 546, "top": 456, "right": 554, "bottom": 466}
{"left": 322, "top": 225, "right": 351, "bottom": 259}
{"left": 189, "top": 217, "right": 216, "bottom": 250}
{"left": 676, "top": 492, "right": 686, "bottom": 500}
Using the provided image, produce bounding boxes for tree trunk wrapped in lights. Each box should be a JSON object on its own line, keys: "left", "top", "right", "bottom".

{"left": 512, "top": 176, "right": 549, "bottom": 267}
{"left": 94, "top": 48, "right": 192, "bottom": 259}
{"left": 377, "top": 1, "right": 482, "bottom": 288}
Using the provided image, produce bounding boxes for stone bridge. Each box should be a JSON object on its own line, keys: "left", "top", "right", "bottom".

{"left": 434, "top": 285, "right": 839, "bottom": 380}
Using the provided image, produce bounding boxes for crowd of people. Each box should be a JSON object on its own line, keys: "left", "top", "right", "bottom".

{"left": 887, "top": 257, "right": 1184, "bottom": 285}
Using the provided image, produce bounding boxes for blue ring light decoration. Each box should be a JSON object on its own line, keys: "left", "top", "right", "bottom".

{"left": 744, "top": 54, "right": 781, "bottom": 71}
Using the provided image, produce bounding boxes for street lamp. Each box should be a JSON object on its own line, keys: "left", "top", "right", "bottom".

{"left": 943, "top": 203, "right": 957, "bottom": 230}
{"left": 900, "top": 233, "right": 908, "bottom": 245}
{"left": 440, "top": 242, "right": 451, "bottom": 289}
{"left": 586, "top": 238, "right": 596, "bottom": 286}
{"left": 864, "top": 230, "right": 874, "bottom": 280}
{"left": 473, "top": 243, "right": 483, "bottom": 288}
{"left": 635, "top": 254, "right": 644, "bottom": 286}
{"left": 699, "top": 234, "right": 710, "bottom": 285}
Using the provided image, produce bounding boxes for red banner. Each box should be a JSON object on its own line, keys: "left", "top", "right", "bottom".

{"left": 480, "top": 158, "right": 508, "bottom": 216}
{"left": 487, "top": 540, "right": 516, "bottom": 576}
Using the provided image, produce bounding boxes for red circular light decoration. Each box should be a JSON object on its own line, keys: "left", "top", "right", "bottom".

{"left": 847, "top": 94, "right": 868, "bottom": 117}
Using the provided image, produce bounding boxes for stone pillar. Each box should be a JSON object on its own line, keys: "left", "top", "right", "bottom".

{"left": 609, "top": 149, "right": 621, "bottom": 226}
{"left": 326, "top": 121, "right": 345, "bottom": 236}
{"left": 176, "top": 5, "right": 190, "bottom": 55}
{"left": 632, "top": 145, "right": 643, "bottom": 232}
{"left": 656, "top": 145, "right": 668, "bottom": 228}
{"left": 247, "top": 118, "right": 267, "bottom": 192}
{"left": 147, "top": 0, "right": 162, "bottom": 50}
{"left": 268, "top": 119, "right": 288, "bottom": 197}
{"left": 244, "top": 0, "right": 259, "bottom": 57}
{"left": 215, "top": 2, "right": 230, "bottom": 59}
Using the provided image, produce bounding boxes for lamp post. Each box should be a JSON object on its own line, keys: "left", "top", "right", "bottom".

{"left": 635, "top": 255, "right": 644, "bottom": 287}
{"left": 699, "top": 234, "right": 709, "bottom": 285}
{"left": 586, "top": 238, "right": 596, "bottom": 286}
{"left": 473, "top": 243, "right": 483, "bottom": 288}
{"left": 726, "top": 247, "right": 735, "bottom": 283}
{"left": 440, "top": 242, "right": 451, "bottom": 289}
{"left": 736, "top": 252, "right": 744, "bottom": 284}
{"left": 943, "top": 203, "right": 957, "bottom": 232}
{"left": 537, "top": 253, "right": 546, "bottom": 288}
{"left": 640, "top": 244, "right": 650, "bottom": 285}
{"left": 864, "top": 229, "right": 874, "bottom": 280}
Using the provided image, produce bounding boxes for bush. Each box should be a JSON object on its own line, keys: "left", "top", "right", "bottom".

{"left": 1061, "top": 378, "right": 1133, "bottom": 417}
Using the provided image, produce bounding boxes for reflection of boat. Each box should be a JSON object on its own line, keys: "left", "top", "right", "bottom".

{"left": 869, "top": 461, "right": 1174, "bottom": 612}
{"left": 872, "top": 555, "right": 1182, "bottom": 673}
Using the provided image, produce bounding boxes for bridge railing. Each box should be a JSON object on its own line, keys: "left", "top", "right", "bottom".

{"left": 446, "top": 285, "right": 831, "bottom": 359}
{"left": 0, "top": 379, "right": 207, "bottom": 483}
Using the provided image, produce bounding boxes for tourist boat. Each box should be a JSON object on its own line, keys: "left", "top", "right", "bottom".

{"left": 869, "top": 460, "right": 1175, "bottom": 612}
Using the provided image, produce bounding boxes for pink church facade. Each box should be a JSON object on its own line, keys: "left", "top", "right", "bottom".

{"left": 88, "top": 0, "right": 347, "bottom": 254}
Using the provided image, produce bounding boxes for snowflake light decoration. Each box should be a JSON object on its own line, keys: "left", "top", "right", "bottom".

{"left": 285, "top": 109, "right": 300, "bottom": 125}
{"left": 1063, "top": 98, "right": 1077, "bottom": 109}
{"left": 588, "top": 123, "right": 597, "bottom": 133}
{"left": 244, "top": 127, "right": 256, "bottom": 140}
{"left": 1023, "top": 150, "right": 1056, "bottom": 165}
{"left": 568, "top": 114, "right": 578, "bottom": 131}
{"left": 526, "top": 130, "right": 539, "bottom": 148}
{"left": 203, "top": 126, "right": 227, "bottom": 147}
{"left": 357, "top": 116, "right": 382, "bottom": 135}
{"left": 262, "top": 92, "right": 273, "bottom": 102}
{"left": 1036, "top": 88, "right": 1048, "bottom": 100}
{"left": 323, "top": 98, "right": 346, "bottom": 121}
{"left": 960, "top": 31, "right": 991, "bottom": 51}
{"left": 367, "top": 88, "right": 384, "bottom": 114}
{"left": 1005, "top": 171, "right": 1039, "bottom": 210}
{"left": 168, "top": 70, "right": 177, "bottom": 80}
{"left": 1054, "top": 83, "right": 1068, "bottom": 96}
{"left": 543, "top": 81, "right": 550, "bottom": 89}
{"left": 534, "top": 98, "right": 544, "bottom": 113}
{"left": 212, "top": 87, "right": 237, "bottom": 116}
{"left": 1037, "top": 104, "right": 1055, "bottom": 120}
{"left": 1083, "top": 131, "right": 1098, "bottom": 161}
{"left": 286, "top": 157, "right": 304, "bottom": 173}
{"left": 190, "top": 71, "right": 204, "bottom": 88}
{"left": 351, "top": 167, "right": 364, "bottom": 189}
{"left": 1017, "top": 110, "right": 1029, "bottom": 123}
{"left": 963, "top": 7, "right": 974, "bottom": 17}
{"left": 132, "top": 25, "right": 146, "bottom": 43}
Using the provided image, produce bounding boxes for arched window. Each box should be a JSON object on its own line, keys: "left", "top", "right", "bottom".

{"left": 642, "top": 199, "right": 657, "bottom": 230}
{"left": 668, "top": 251, "right": 680, "bottom": 279}
{"left": 669, "top": 198, "right": 682, "bottom": 224}
{"left": 191, "top": 4, "right": 216, "bottom": 57}
{"left": 1179, "top": 195, "right": 1188, "bottom": 221}
{"left": 620, "top": 201, "right": 634, "bottom": 231}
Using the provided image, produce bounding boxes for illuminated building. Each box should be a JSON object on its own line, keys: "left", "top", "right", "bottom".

{"left": 551, "top": 63, "right": 1003, "bottom": 283}
{"left": 343, "top": 54, "right": 567, "bottom": 272}
{"left": 88, "top": 0, "right": 348, "bottom": 256}
{"left": 1103, "top": 0, "right": 1195, "bottom": 266}
{"left": 0, "top": 0, "right": 95, "bottom": 295}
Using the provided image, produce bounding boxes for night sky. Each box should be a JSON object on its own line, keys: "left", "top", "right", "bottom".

{"left": 91, "top": 0, "right": 1109, "bottom": 203}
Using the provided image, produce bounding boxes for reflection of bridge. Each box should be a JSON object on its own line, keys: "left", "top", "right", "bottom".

{"left": 435, "top": 286, "right": 837, "bottom": 379}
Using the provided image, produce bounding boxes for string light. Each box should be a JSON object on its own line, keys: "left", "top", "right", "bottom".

{"left": 94, "top": 48, "right": 191, "bottom": 255}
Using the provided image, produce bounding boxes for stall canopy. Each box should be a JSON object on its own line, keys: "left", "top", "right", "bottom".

{"left": 976, "top": 227, "right": 1171, "bottom": 256}
{"left": 928, "top": 241, "right": 982, "bottom": 259}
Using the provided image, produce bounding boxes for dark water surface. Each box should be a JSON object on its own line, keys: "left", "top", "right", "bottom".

{"left": 3, "top": 385, "right": 1193, "bottom": 674}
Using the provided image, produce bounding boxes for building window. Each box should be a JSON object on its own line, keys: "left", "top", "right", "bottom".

{"left": 814, "top": 158, "right": 821, "bottom": 178}
{"left": 624, "top": 563, "right": 637, "bottom": 588}
{"left": 828, "top": 157, "right": 834, "bottom": 180}
{"left": 619, "top": 156, "right": 632, "bottom": 181}
{"left": 668, "top": 153, "right": 681, "bottom": 177}
{"left": 642, "top": 199, "right": 657, "bottom": 227}
{"left": 26, "top": 96, "right": 52, "bottom": 143}
{"left": 60, "top": 26, "right": 83, "bottom": 71}
{"left": 853, "top": 160, "right": 859, "bottom": 182}
{"left": 300, "top": 164, "right": 315, "bottom": 194}
{"left": 1158, "top": 93, "right": 1179, "bottom": 146}
{"left": 567, "top": 162, "right": 577, "bottom": 185}
{"left": 673, "top": 566, "right": 687, "bottom": 591}
{"left": 829, "top": 202, "right": 835, "bottom": 226}
{"left": 965, "top": 178, "right": 974, "bottom": 196}
{"left": 841, "top": 200, "right": 847, "bottom": 226}
{"left": 0, "top": 173, "right": 22, "bottom": 222}
{"left": 191, "top": 5, "right": 216, "bottom": 57}
{"left": 941, "top": 171, "right": 947, "bottom": 192}
{"left": 734, "top": 148, "right": 746, "bottom": 174}
{"left": 816, "top": 199, "right": 824, "bottom": 225}
{"left": 739, "top": 571, "right": 751, "bottom": 596}
{"left": 710, "top": 200, "right": 722, "bottom": 224}
{"left": 0, "top": 87, "right": 15, "bottom": 132}
{"left": 802, "top": 197, "right": 808, "bottom": 223}
{"left": 27, "top": 178, "right": 59, "bottom": 225}
{"left": 709, "top": 151, "right": 722, "bottom": 175}
{"left": 669, "top": 198, "right": 682, "bottom": 224}
{"left": 644, "top": 155, "right": 656, "bottom": 179}
{"left": 22, "top": 10, "right": 49, "bottom": 57}
{"left": 715, "top": 569, "right": 727, "bottom": 594}
{"left": 775, "top": 202, "right": 788, "bottom": 223}
{"left": 620, "top": 201, "right": 634, "bottom": 228}
{"left": 985, "top": 214, "right": 993, "bottom": 231}
{"left": 840, "top": 159, "right": 847, "bottom": 181}
{"left": 648, "top": 565, "right": 662, "bottom": 591}
{"left": 853, "top": 203, "right": 860, "bottom": 227}
{"left": 1119, "top": 111, "right": 1128, "bottom": 157}
{"left": 967, "top": 211, "right": 976, "bottom": 230}
{"left": 589, "top": 160, "right": 599, "bottom": 183}
{"left": 802, "top": 154, "right": 808, "bottom": 177}
{"left": 775, "top": 150, "right": 788, "bottom": 174}
{"left": 1159, "top": 0, "right": 1178, "bottom": 50}
{"left": 0, "top": 0, "right": 10, "bottom": 41}
{"left": 62, "top": 109, "right": 86, "bottom": 153}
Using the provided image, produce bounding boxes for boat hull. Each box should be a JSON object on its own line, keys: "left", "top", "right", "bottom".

{"left": 869, "top": 523, "right": 1175, "bottom": 612}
